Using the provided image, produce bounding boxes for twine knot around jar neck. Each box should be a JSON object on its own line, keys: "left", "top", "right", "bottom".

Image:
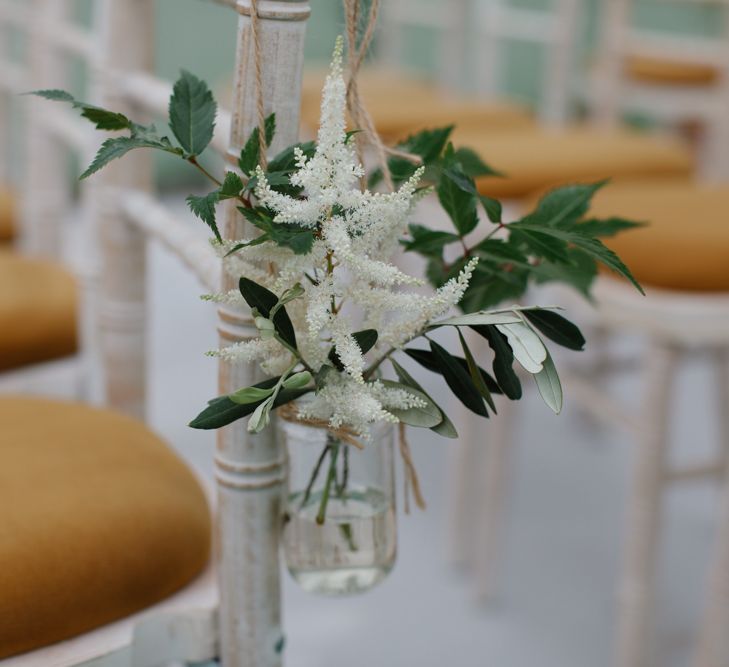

{"left": 277, "top": 402, "right": 365, "bottom": 450}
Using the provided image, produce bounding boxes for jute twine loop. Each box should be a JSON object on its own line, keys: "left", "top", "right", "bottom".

{"left": 250, "top": 0, "right": 268, "bottom": 171}
{"left": 278, "top": 403, "right": 365, "bottom": 450}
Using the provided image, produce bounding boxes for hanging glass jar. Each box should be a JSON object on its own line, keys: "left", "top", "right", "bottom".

{"left": 280, "top": 406, "right": 397, "bottom": 596}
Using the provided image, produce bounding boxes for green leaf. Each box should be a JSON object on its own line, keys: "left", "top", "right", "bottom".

{"left": 267, "top": 140, "right": 317, "bottom": 173}
{"left": 404, "top": 347, "right": 502, "bottom": 396}
{"left": 31, "top": 89, "right": 133, "bottom": 131}
{"left": 238, "top": 277, "right": 297, "bottom": 349}
{"left": 428, "top": 340, "right": 489, "bottom": 417}
{"left": 186, "top": 191, "right": 222, "bottom": 242}
{"left": 248, "top": 395, "right": 275, "bottom": 433}
{"left": 329, "top": 329, "right": 378, "bottom": 372}
{"left": 523, "top": 309, "right": 585, "bottom": 351}
{"left": 495, "top": 321, "right": 547, "bottom": 374}
{"left": 509, "top": 227, "right": 569, "bottom": 264}
{"left": 575, "top": 217, "right": 645, "bottom": 238}
{"left": 520, "top": 181, "right": 607, "bottom": 227}
{"left": 81, "top": 135, "right": 183, "bottom": 179}
{"left": 442, "top": 165, "right": 478, "bottom": 195}
{"left": 190, "top": 378, "right": 310, "bottom": 429}
{"left": 168, "top": 70, "right": 217, "bottom": 156}
{"left": 391, "top": 359, "right": 458, "bottom": 438}
{"left": 471, "top": 325, "right": 522, "bottom": 400}
{"left": 380, "top": 379, "right": 443, "bottom": 428}
{"left": 283, "top": 371, "right": 313, "bottom": 390}
{"left": 237, "top": 207, "right": 314, "bottom": 255}
{"left": 437, "top": 174, "right": 479, "bottom": 236}
{"left": 229, "top": 385, "right": 275, "bottom": 405}
{"left": 510, "top": 222, "right": 644, "bottom": 293}
{"left": 219, "top": 171, "right": 244, "bottom": 199}
{"left": 534, "top": 350, "right": 563, "bottom": 414}
{"left": 452, "top": 147, "right": 500, "bottom": 177}
{"left": 479, "top": 195, "right": 503, "bottom": 223}
{"left": 399, "top": 126, "right": 453, "bottom": 164}
{"left": 238, "top": 113, "right": 276, "bottom": 175}
{"left": 457, "top": 329, "right": 496, "bottom": 412}
{"left": 402, "top": 224, "right": 460, "bottom": 258}
{"left": 531, "top": 248, "right": 597, "bottom": 299}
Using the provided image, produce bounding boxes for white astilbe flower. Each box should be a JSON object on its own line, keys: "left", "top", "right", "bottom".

{"left": 217, "top": 39, "right": 480, "bottom": 434}
{"left": 331, "top": 320, "right": 365, "bottom": 384}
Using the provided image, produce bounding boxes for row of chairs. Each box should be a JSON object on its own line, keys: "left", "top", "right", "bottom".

{"left": 1, "top": 0, "right": 729, "bottom": 666}
{"left": 305, "top": 2, "right": 729, "bottom": 667}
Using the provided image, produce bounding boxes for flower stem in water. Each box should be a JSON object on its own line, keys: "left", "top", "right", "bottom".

{"left": 316, "top": 442, "right": 340, "bottom": 525}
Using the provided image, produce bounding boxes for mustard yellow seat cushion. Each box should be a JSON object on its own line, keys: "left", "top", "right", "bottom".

{"left": 0, "top": 187, "right": 16, "bottom": 245}
{"left": 587, "top": 181, "right": 729, "bottom": 292}
{"left": 300, "top": 67, "right": 534, "bottom": 143}
{"left": 451, "top": 125, "right": 694, "bottom": 199}
{"left": 626, "top": 55, "right": 719, "bottom": 87}
{"left": 0, "top": 397, "right": 212, "bottom": 659}
{"left": 0, "top": 251, "right": 78, "bottom": 372}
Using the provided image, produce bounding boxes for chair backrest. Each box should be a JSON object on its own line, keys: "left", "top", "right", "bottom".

{"left": 0, "top": 0, "right": 97, "bottom": 257}
{"left": 593, "top": 0, "right": 729, "bottom": 176}
{"left": 377, "top": 0, "right": 471, "bottom": 88}
{"left": 89, "top": 1, "right": 309, "bottom": 665}
{"left": 471, "top": 0, "right": 582, "bottom": 125}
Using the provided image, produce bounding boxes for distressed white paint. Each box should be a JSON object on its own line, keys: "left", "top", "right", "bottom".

{"left": 214, "top": 2, "right": 309, "bottom": 665}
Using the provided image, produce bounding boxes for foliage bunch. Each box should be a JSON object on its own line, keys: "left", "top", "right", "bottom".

{"left": 34, "top": 40, "right": 642, "bottom": 443}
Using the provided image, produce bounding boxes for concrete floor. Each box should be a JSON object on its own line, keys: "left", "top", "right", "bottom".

{"left": 143, "top": 209, "right": 725, "bottom": 667}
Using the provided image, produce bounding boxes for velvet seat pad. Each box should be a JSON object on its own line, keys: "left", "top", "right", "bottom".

{"left": 451, "top": 125, "right": 694, "bottom": 199}
{"left": 299, "top": 67, "right": 534, "bottom": 143}
{"left": 0, "top": 397, "right": 212, "bottom": 659}
{"left": 626, "top": 56, "right": 719, "bottom": 87}
{"left": 0, "top": 251, "right": 78, "bottom": 371}
{"left": 587, "top": 181, "right": 729, "bottom": 292}
{"left": 0, "top": 187, "right": 16, "bottom": 244}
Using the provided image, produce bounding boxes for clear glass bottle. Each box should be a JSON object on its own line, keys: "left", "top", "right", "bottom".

{"left": 280, "top": 412, "right": 397, "bottom": 596}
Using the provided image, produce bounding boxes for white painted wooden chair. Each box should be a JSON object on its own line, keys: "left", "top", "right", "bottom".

{"left": 1, "top": 0, "right": 311, "bottom": 665}
{"left": 0, "top": 0, "right": 99, "bottom": 399}
{"left": 592, "top": 0, "right": 729, "bottom": 180}
{"left": 448, "top": 7, "right": 729, "bottom": 667}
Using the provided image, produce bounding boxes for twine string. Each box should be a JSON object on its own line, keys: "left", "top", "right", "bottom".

{"left": 399, "top": 422, "right": 426, "bottom": 513}
{"left": 250, "top": 0, "right": 268, "bottom": 170}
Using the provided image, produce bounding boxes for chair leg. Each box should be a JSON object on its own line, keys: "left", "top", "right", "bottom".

{"left": 692, "top": 348, "right": 729, "bottom": 667}
{"left": 474, "top": 397, "right": 516, "bottom": 601}
{"left": 615, "top": 341, "right": 679, "bottom": 667}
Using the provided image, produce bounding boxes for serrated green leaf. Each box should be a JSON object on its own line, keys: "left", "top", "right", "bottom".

{"left": 402, "top": 224, "right": 460, "bottom": 258}
{"left": 509, "top": 227, "right": 570, "bottom": 264}
{"left": 238, "top": 113, "right": 276, "bottom": 175}
{"left": 81, "top": 136, "right": 182, "bottom": 179}
{"left": 437, "top": 173, "right": 478, "bottom": 236}
{"left": 522, "top": 309, "right": 585, "bottom": 351}
{"left": 186, "top": 191, "right": 222, "bottom": 242}
{"left": 479, "top": 195, "right": 503, "bottom": 223}
{"left": 452, "top": 146, "right": 500, "bottom": 177}
{"left": 31, "top": 89, "right": 133, "bottom": 131}
{"left": 169, "top": 70, "right": 217, "bottom": 156}
{"left": 520, "top": 181, "right": 607, "bottom": 227}
{"left": 219, "top": 171, "right": 244, "bottom": 199}
{"left": 510, "top": 222, "right": 644, "bottom": 293}
{"left": 267, "top": 140, "right": 317, "bottom": 173}
{"left": 534, "top": 350, "right": 562, "bottom": 414}
{"left": 575, "top": 217, "right": 645, "bottom": 237}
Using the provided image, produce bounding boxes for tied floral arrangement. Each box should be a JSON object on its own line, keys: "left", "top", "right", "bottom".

{"left": 34, "top": 38, "right": 642, "bottom": 595}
